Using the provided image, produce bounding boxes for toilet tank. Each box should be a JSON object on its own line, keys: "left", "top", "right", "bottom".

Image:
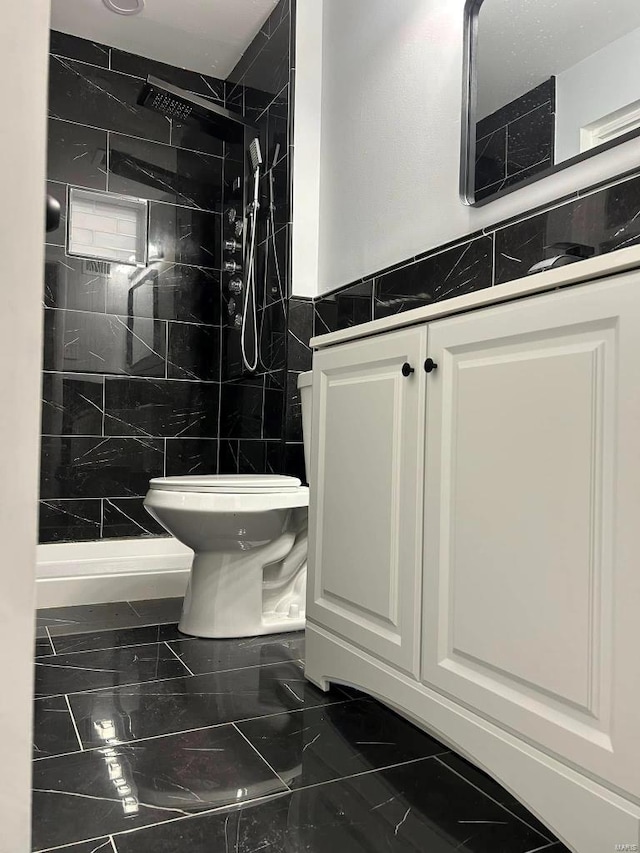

{"left": 297, "top": 371, "right": 313, "bottom": 483}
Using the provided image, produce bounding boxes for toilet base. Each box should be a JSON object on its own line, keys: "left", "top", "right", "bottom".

{"left": 178, "top": 610, "right": 306, "bottom": 639}
{"left": 177, "top": 526, "right": 308, "bottom": 639}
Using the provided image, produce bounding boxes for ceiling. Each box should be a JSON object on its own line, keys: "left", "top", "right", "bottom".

{"left": 476, "top": 0, "right": 640, "bottom": 118}
{"left": 49, "top": 0, "right": 280, "bottom": 79}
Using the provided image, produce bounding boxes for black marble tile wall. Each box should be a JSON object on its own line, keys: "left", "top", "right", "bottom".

{"left": 314, "top": 280, "right": 374, "bottom": 337}
{"left": 311, "top": 169, "right": 640, "bottom": 414}
{"left": 494, "top": 173, "right": 640, "bottom": 283}
{"left": 287, "top": 298, "right": 313, "bottom": 371}
{"left": 40, "top": 31, "right": 229, "bottom": 543}
{"left": 475, "top": 78, "right": 556, "bottom": 202}
{"left": 374, "top": 236, "right": 493, "bottom": 320}
{"left": 219, "top": 0, "right": 296, "bottom": 478}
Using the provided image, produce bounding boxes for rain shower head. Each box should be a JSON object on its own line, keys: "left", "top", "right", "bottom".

{"left": 137, "top": 76, "right": 257, "bottom": 144}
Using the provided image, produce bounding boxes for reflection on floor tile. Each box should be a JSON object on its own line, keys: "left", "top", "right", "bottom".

{"left": 32, "top": 724, "right": 287, "bottom": 851}
{"left": 35, "top": 643, "right": 189, "bottom": 698}
{"left": 167, "top": 631, "right": 304, "bottom": 675}
{"left": 68, "top": 660, "right": 345, "bottom": 748}
{"left": 32, "top": 598, "right": 569, "bottom": 853}
{"left": 111, "top": 758, "right": 552, "bottom": 853}
{"left": 33, "top": 696, "right": 81, "bottom": 760}
{"left": 237, "top": 698, "right": 449, "bottom": 789}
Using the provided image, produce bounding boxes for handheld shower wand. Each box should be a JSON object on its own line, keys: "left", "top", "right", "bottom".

{"left": 241, "top": 137, "right": 263, "bottom": 372}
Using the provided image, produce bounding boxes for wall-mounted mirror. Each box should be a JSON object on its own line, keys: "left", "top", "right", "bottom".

{"left": 462, "top": 0, "right": 640, "bottom": 204}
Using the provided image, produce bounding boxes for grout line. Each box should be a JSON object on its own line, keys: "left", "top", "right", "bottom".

{"left": 38, "top": 637, "right": 176, "bottom": 658}
{"left": 43, "top": 657, "right": 312, "bottom": 701}
{"left": 434, "top": 755, "right": 553, "bottom": 843}
{"left": 491, "top": 230, "right": 497, "bottom": 287}
{"left": 164, "top": 322, "right": 169, "bottom": 380}
{"left": 50, "top": 52, "right": 226, "bottom": 101}
{"left": 105, "top": 129, "right": 110, "bottom": 192}
{"left": 42, "top": 304, "right": 223, "bottom": 328}
{"left": 64, "top": 694, "right": 84, "bottom": 752}
{"left": 45, "top": 626, "right": 57, "bottom": 655}
{"left": 164, "top": 641, "right": 195, "bottom": 676}
{"left": 282, "top": 753, "right": 449, "bottom": 798}
{"left": 233, "top": 722, "right": 291, "bottom": 791}
{"left": 109, "top": 836, "right": 118, "bottom": 853}
{"left": 101, "top": 375, "right": 106, "bottom": 437}
{"left": 37, "top": 835, "right": 117, "bottom": 853}
{"left": 127, "top": 600, "right": 142, "bottom": 618}
{"left": 32, "top": 696, "right": 355, "bottom": 762}
{"left": 104, "top": 790, "right": 291, "bottom": 849}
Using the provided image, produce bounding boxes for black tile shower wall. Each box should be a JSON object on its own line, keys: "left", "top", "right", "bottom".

{"left": 41, "top": 30, "right": 230, "bottom": 543}
{"left": 475, "top": 78, "right": 556, "bottom": 201}
{"left": 219, "top": 0, "right": 297, "bottom": 478}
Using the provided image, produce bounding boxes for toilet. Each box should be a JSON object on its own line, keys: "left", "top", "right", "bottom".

{"left": 143, "top": 371, "right": 313, "bottom": 638}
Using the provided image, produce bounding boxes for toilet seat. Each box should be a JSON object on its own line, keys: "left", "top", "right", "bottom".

{"left": 146, "top": 474, "right": 309, "bottom": 513}
{"left": 149, "top": 474, "right": 302, "bottom": 494}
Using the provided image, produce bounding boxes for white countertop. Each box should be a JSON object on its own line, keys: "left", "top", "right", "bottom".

{"left": 310, "top": 245, "right": 640, "bottom": 349}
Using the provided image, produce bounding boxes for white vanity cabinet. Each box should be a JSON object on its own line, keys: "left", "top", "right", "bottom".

{"left": 306, "top": 269, "right": 640, "bottom": 853}
{"left": 308, "top": 326, "right": 426, "bottom": 676}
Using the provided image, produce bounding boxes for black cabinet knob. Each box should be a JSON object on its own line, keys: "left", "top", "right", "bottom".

{"left": 424, "top": 358, "right": 438, "bottom": 373}
{"left": 401, "top": 362, "right": 415, "bottom": 377}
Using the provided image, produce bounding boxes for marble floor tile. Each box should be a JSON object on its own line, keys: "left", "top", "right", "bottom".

{"left": 52, "top": 624, "right": 183, "bottom": 656}
{"left": 166, "top": 631, "right": 304, "bottom": 675}
{"left": 437, "top": 752, "right": 554, "bottom": 841}
{"left": 37, "top": 602, "right": 146, "bottom": 637}
{"left": 33, "top": 696, "right": 82, "bottom": 760}
{"left": 32, "top": 724, "right": 287, "bottom": 851}
{"left": 35, "top": 637, "right": 55, "bottom": 657}
{"left": 68, "top": 660, "right": 348, "bottom": 748}
{"left": 35, "top": 643, "right": 189, "bottom": 698}
{"left": 36, "top": 599, "right": 184, "bottom": 640}
{"left": 110, "top": 757, "right": 554, "bottom": 853}
{"left": 237, "top": 698, "right": 449, "bottom": 790}
{"left": 126, "top": 598, "right": 184, "bottom": 625}
{"left": 40, "top": 839, "right": 114, "bottom": 852}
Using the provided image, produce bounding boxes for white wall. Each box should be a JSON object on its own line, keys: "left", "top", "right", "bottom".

{"left": 0, "top": 1, "right": 50, "bottom": 848}
{"left": 293, "top": 0, "right": 640, "bottom": 298}
{"left": 291, "top": 0, "right": 323, "bottom": 299}
{"left": 555, "top": 27, "right": 640, "bottom": 163}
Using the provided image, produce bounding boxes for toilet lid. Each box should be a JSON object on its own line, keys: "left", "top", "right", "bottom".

{"left": 149, "top": 474, "right": 303, "bottom": 493}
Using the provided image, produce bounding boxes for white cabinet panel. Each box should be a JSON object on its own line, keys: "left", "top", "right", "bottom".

{"left": 309, "top": 326, "right": 426, "bottom": 675}
{"left": 422, "top": 274, "right": 640, "bottom": 797}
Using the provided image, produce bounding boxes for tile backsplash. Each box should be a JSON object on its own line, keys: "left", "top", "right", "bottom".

{"left": 313, "top": 170, "right": 640, "bottom": 340}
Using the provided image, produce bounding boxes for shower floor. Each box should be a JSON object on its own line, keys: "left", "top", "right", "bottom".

{"left": 32, "top": 598, "right": 568, "bottom": 852}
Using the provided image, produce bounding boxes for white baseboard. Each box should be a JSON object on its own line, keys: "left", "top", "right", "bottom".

{"left": 36, "top": 538, "right": 193, "bottom": 608}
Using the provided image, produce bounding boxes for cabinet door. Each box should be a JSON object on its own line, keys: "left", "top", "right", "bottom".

{"left": 422, "top": 273, "right": 640, "bottom": 797}
{"left": 309, "top": 326, "right": 426, "bottom": 675}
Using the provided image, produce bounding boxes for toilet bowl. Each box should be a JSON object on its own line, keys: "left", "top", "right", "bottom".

{"left": 143, "top": 370, "right": 313, "bottom": 639}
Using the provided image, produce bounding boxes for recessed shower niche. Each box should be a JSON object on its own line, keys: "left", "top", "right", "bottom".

{"left": 67, "top": 187, "right": 148, "bottom": 266}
